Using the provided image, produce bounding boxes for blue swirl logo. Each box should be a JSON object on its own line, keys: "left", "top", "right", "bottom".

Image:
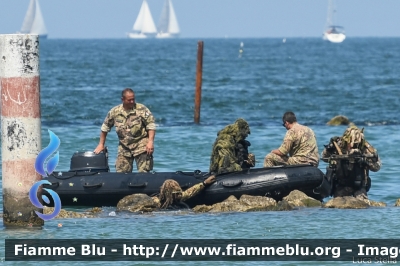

{"left": 35, "top": 130, "right": 60, "bottom": 176}
{"left": 29, "top": 130, "right": 62, "bottom": 221}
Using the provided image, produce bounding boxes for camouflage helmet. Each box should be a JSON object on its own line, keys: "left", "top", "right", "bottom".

{"left": 216, "top": 118, "right": 250, "bottom": 142}
{"left": 341, "top": 126, "right": 365, "bottom": 149}
{"left": 159, "top": 179, "right": 183, "bottom": 209}
{"left": 233, "top": 118, "right": 250, "bottom": 141}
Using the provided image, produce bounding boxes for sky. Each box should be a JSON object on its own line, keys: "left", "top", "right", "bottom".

{"left": 0, "top": 0, "right": 400, "bottom": 39}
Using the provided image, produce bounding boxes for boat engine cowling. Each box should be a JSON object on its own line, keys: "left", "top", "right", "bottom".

{"left": 69, "top": 148, "right": 109, "bottom": 172}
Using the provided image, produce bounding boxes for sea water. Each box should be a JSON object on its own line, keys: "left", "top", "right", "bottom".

{"left": 0, "top": 38, "right": 399, "bottom": 265}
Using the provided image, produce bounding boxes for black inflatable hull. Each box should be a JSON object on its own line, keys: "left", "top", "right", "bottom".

{"left": 43, "top": 165, "right": 331, "bottom": 208}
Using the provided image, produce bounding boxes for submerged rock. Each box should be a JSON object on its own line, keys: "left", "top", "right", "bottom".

{"left": 283, "top": 190, "right": 322, "bottom": 207}
{"left": 368, "top": 200, "right": 386, "bottom": 207}
{"left": 324, "top": 196, "right": 386, "bottom": 209}
{"left": 395, "top": 199, "right": 400, "bottom": 207}
{"left": 43, "top": 206, "right": 97, "bottom": 218}
{"left": 192, "top": 191, "right": 324, "bottom": 213}
{"left": 327, "top": 115, "right": 355, "bottom": 126}
{"left": 272, "top": 200, "right": 293, "bottom": 211}
{"left": 324, "top": 197, "right": 369, "bottom": 209}
{"left": 88, "top": 207, "right": 103, "bottom": 214}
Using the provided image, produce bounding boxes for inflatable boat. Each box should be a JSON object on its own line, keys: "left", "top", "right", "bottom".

{"left": 43, "top": 151, "right": 331, "bottom": 207}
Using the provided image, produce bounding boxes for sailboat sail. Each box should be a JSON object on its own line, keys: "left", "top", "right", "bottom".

{"left": 20, "top": 0, "right": 35, "bottom": 34}
{"left": 157, "top": 0, "right": 180, "bottom": 38}
{"left": 128, "top": 0, "right": 157, "bottom": 38}
{"left": 30, "top": 0, "right": 47, "bottom": 35}
{"left": 132, "top": 2, "right": 145, "bottom": 32}
{"left": 20, "top": 0, "right": 48, "bottom": 37}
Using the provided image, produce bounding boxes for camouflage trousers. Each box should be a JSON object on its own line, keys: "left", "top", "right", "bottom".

{"left": 333, "top": 186, "right": 368, "bottom": 200}
{"left": 263, "top": 153, "right": 298, "bottom": 167}
{"left": 116, "top": 152, "right": 153, "bottom": 173}
{"left": 263, "top": 153, "right": 317, "bottom": 167}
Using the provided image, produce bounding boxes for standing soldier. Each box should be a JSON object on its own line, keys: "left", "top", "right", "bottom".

{"left": 94, "top": 88, "right": 156, "bottom": 173}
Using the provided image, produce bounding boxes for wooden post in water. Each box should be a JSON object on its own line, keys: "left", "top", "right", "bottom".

{"left": 0, "top": 34, "right": 43, "bottom": 227}
{"left": 194, "top": 41, "right": 204, "bottom": 124}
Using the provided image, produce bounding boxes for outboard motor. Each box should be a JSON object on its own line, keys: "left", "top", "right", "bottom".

{"left": 69, "top": 148, "right": 110, "bottom": 172}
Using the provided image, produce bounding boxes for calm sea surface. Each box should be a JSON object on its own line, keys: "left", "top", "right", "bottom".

{"left": 1, "top": 38, "right": 400, "bottom": 265}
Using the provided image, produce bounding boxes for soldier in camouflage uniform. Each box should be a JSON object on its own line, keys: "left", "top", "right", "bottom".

{"left": 209, "top": 118, "right": 256, "bottom": 175}
{"left": 94, "top": 88, "right": 156, "bottom": 173}
{"left": 321, "top": 126, "right": 381, "bottom": 200}
{"left": 117, "top": 175, "right": 216, "bottom": 212}
{"left": 263, "top": 111, "right": 319, "bottom": 167}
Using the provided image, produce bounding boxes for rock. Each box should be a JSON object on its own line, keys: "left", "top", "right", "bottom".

{"left": 395, "top": 199, "right": 400, "bottom": 207}
{"left": 192, "top": 204, "right": 213, "bottom": 212}
{"left": 239, "top": 195, "right": 276, "bottom": 207}
{"left": 277, "top": 200, "right": 294, "bottom": 211}
{"left": 116, "top": 194, "right": 158, "bottom": 212}
{"left": 208, "top": 201, "right": 245, "bottom": 213}
{"left": 327, "top": 115, "right": 355, "bottom": 126}
{"left": 43, "top": 206, "right": 95, "bottom": 218}
{"left": 323, "top": 196, "right": 369, "bottom": 209}
{"left": 324, "top": 196, "right": 386, "bottom": 208}
{"left": 193, "top": 194, "right": 276, "bottom": 213}
{"left": 88, "top": 207, "right": 102, "bottom": 214}
{"left": 368, "top": 200, "right": 386, "bottom": 207}
{"left": 283, "top": 190, "right": 322, "bottom": 207}
{"left": 224, "top": 195, "right": 239, "bottom": 202}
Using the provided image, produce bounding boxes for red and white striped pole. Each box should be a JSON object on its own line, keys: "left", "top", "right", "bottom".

{"left": 1, "top": 34, "right": 43, "bottom": 227}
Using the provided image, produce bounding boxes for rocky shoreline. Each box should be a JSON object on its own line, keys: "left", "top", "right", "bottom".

{"left": 1, "top": 190, "right": 392, "bottom": 220}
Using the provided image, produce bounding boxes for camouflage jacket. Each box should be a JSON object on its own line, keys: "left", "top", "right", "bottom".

{"left": 153, "top": 183, "right": 206, "bottom": 207}
{"left": 321, "top": 137, "right": 381, "bottom": 173}
{"left": 278, "top": 123, "right": 319, "bottom": 166}
{"left": 101, "top": 103, "right": 156, "bottom": 157}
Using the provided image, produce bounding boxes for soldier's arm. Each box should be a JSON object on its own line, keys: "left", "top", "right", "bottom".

{"left": 364, "top": 147, "right": 381, "bottom": 172}
{"left": 94, "top": 111, "right": 114, "bottom": 154}
{"left": 181, "top": 175, "right": 216, "bottom": 201}
{"left": 181, "top": 183, "right": 205, "bottom": 201}
{"left": 146, "top": 129, "right": 155, "bottom": 155}
{"left": 94, "top": 131, "right": 108, "bottom": 154}
{"left": 276, "top": 131, "right": 293, "bottom": 157}
{"left": 142, "top": 106, "right": 156, "bottom": 131}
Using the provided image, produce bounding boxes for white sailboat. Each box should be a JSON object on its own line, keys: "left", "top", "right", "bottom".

{"left": 323, "top": 0, "right": 346, "bottom": 43}
{"left": 20, "top": 0, "right": 48, "bottom": 38}
{"left": 128, "top": 0, "right": 157, "bottom": 39}
{"left": 156, "top": 0, "right": 180, "bottom": 38}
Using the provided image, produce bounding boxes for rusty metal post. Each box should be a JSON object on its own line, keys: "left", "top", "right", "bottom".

{"left": 194, "top": 41, "right": 203, "bottom": 124}
{"left": 1, "top": 34, "right": 43, "bottom": 227}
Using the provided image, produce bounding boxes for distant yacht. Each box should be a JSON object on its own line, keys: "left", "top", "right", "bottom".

{"left": 323, "top": 0, "right": 346, "bottom": 43}
{"left": 128, "top": 0, "right": 157, "bottom": 39}
{"left": 156, "top": 0, "right": 180, "bottom": 38}
{"left": 19, "top": 0, "right": 48, "bottom": 39}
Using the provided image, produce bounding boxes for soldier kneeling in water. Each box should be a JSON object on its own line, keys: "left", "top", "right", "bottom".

{"left": 321, "top": 126, "right": 381, "bottom": 201}
{"left": 209, "top": 118, "right": 256, "bottom": 175}
{"left": 117, "top": 175, "right": 216, "bottom": 212}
